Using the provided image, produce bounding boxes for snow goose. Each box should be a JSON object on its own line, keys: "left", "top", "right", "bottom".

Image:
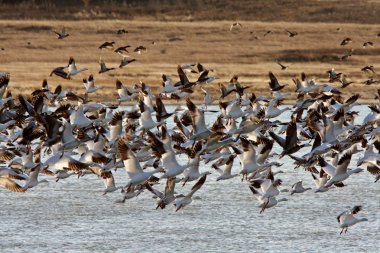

{"left": 212, "top": 155, "right": 238, "bottom": 181}
{"left": 114, "top": 45, "right": 130, "bottom": 56}
{"left": 276, "top": 60, "right": 289, "bottom": 70}
{"left": 83, "top": 75, "right": 100, "bottom": 94}
{"left": 69, "top": 103, "right": 92, "bottom": 128}
{"left": 201, "top": 87, "right": 214, "bottom": 109}
{"left": 184, "top": 98, "right": 211, "bottom": 143}
{"left": 115, "top": 185, "right": 144, "bottom": 204}
{"left": 67, "top": 57, "right": 88, "bottom": 78}
{"left": 337, "top": 206, "right": 368, "bottom": 234}
{"left": 174, "top": 174, "right": 207, "bottom": 211}
{"left": 23, "top": 165, "right": 49, "bottom": 190}
{"left": 312, "top": 169, "right": 330, "bottom": 193}
{"left": 250, "top": 170, "right": 282, "bottom": 202}
{"left": 230, "top": 22, "right": 242, "bottom": 31}
{"left": 181, "top": 142, "right": 211, "bottom": 186}
{"left": 239, "top": 138, "right": 281, "bottom": 179}
{"left": 54, "top": 169, "right": 75, "bottom": 182}
{"left": 115, "top": 80, "right": 138, "bottom": 104}
{"left": 118, "top": 138, "right": 163, "bottom": 188}
{"left": 290, "top": 180, "right": 311, "bottom": 195}
{"left": 249, "top": 186, "right": 288, "bottom": 213}
{"left": 138, "top": 99, "right": 163, "bottom": 131}
{"left": 264, "top": 98, "right": 291, "bottom": 119}
{"left": 146, "top": 177, "right": 177, "bottom": 209}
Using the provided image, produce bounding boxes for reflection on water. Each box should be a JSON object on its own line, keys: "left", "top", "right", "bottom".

{"left": 1, "top": 105, "right": 379, "bottom": 252}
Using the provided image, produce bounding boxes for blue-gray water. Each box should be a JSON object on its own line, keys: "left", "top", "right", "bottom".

{"left": 1, "top": 105, "right": 379, "bottom": 252}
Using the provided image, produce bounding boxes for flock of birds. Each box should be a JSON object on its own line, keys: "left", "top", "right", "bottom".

{"left": 1, "top": 24, "right": 379, "bottom": 235}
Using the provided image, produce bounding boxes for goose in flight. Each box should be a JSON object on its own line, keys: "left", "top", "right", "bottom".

{"left": 339, "top": 75, "right": 353, "bottom": 88}
{"left": 53, "top": 27, "right": 69, "bottom": 39}
{"left": 83, "top": 74, "right": 100, "bottom": 94}
{"left": 276, "top": 60, "right": 289, "bottom": 70}
{"left": 249, "top": 186, "right": 288, "bottom": 213}
{"left": 361, "top": 65, "right": 375, "bottom": 74}
{"left": 312, "top": 169, "right": 330, "bottom": 193}
{"left": 270, "top": 119, "right": 309, "bottom": 157}
{"left": 212, "top": 154, "right": 238, "bottom": 181}
{"left": 119, "top": 57, "right": 136, "bottom": 68}
{"left": 114, "top": 45, "right": 131, "bottom": 56}
{"left": 50, "top": 66, "right": 70, "bottom": 80}
{"left": 99, "top": 41, "right": 115, "bottom": 50}
{"left": 67, "top": 57, "right": 88, "bottom": 78}
{"left": 115, "top": 185, "right": 144, "bottom": 204}
{"left": 115, "top": 80, "right": 138, "bottom": 103}
{"left": 99, "top": 58, "right": 115, "bottom": 74}
{"left": 318, "top": 154, "right": 362, "bottom": 187}
{"left": 290, "top": 180, "right": 311, "bottom": 195}
{"left": 174, "top": 174, "right": 207, "bottom": 211}
{"left": 327, "top": 68, "right": 342, "bottom": 82}
{"left": 23, "top": 165, "right": 49, "bottom": 190}
{"left": 268, "top": 72, "right": 288, "bottom": 91}
{"left": 116, "top": 29, "right": 128, "bottom": 34}
{"left": 134, "top": 46, "right": 147, "bottom": 54}
{"left": 88, "top": 166, "right": 122, "bottom": 195}
{"left": 238, "top": 138, "right": 281, "bottom": 178}
{"left": 337, "top": 206, "right": 368, "bottom": 235}
{"left": 146, "top": 177, "right": 177, "bottom": 209}
{"left": 118, "top": 138, "right": 163, "bottom": 188}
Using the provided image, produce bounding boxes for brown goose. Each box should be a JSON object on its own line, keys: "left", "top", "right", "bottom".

{"left": 268, "top": 72, "right": 288, "bottom": 91}
{"left": 99, "top": 58, "right": 115, "bottom": 74}
{"left": 99, "top": 41, "right": 115, "bottom": 50}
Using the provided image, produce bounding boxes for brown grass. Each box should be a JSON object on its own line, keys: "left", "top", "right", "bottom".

{"left": 0, "top": 19, "right": 379, "bottom": 103}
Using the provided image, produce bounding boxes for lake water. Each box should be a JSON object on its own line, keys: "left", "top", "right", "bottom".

{"left": 1, "top": 105, "right": 379, "bottom": 252}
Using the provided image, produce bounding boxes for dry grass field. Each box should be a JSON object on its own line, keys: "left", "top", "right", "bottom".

{"left": 1, "top": 19, "right": 380, "bottom": 103}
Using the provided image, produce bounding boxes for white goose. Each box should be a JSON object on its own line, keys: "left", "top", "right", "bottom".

{"left": 138, "top": 100, "right": 163, "bottom": 131}
{"left": 249, "top": 186, "right": 288, "bottom": 213}
{"left": 115, "top": 185, "right": 144, "bottom": 203}
{"left": 69, "top": 103, "right": 92, "bottom": 128}
{"left": 312, "top": 169, "right": 330, "bottom": 193}
{"left": 67, "top": 57, "right": 88, "bottom": 78}
{"left": 337, "top": 206, "right": 368, "bottom": 234}
{"left": 83, "top": 75, "right": 100, "bottom": 94}
{"left": 181, "top": 142, "right": 211, "bottom": 185}
{"left": 174, "top": 174, "right": 207, "bottom": 212}
{"left": 238, "top": 138, "right": 279, "bottom": 178}
{"left": 118, "top": 139, "right": 163, "bottom": 188}
{"left": 318, "top": 154, "right": 362, "bottom": 187}
{"left": 23, "top": 165, "right": 49, "bottom": 190}
{"left": 212, "top": 155, "right": 238, "bottom": 181}
{"left": 290, "top": 180, "right": 311, "bottom": 195}
{"left": 115, "top": 80, "right": 138, "bottom": 103}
